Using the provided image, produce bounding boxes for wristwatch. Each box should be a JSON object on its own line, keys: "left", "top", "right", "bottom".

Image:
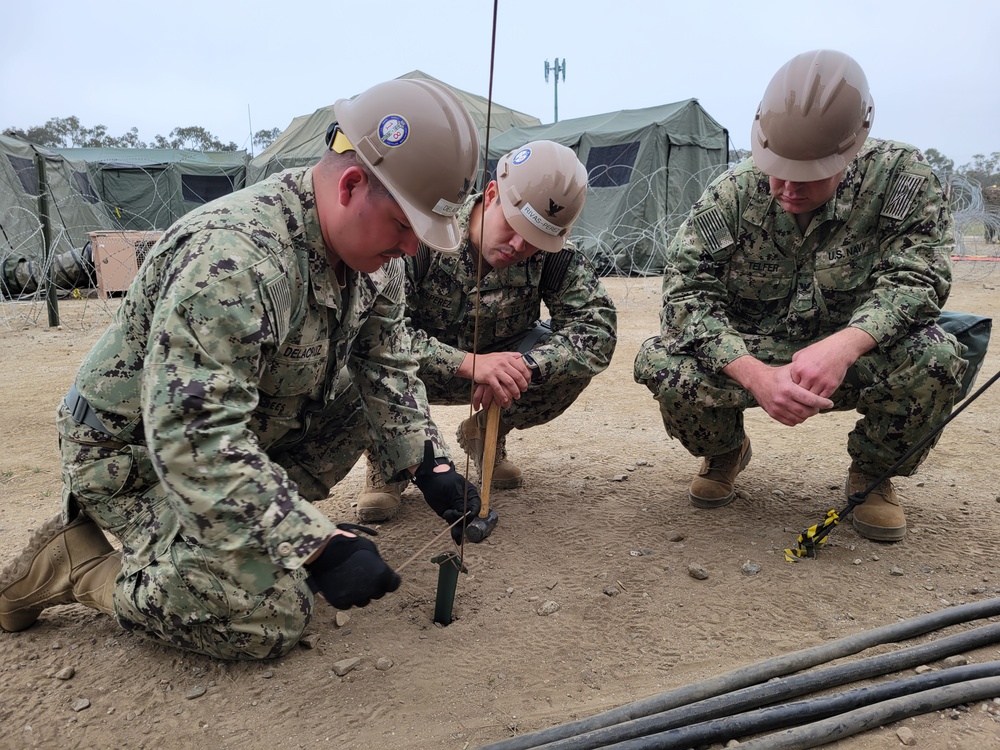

{"left": 522, "top": 353, "right": 541, "bottom": 383}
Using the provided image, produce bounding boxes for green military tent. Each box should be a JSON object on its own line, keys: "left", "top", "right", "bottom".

{"left": 486, "top": 99, "right": 729, "bottom": 276}
{"left": 248, "top": 70, "right": 542, "bottom": 184}
{"left": 53, "top": 147, "right": 248, "bottom": 231}
{"left": 1, "top": 133, "right": 112, "bottom": 297}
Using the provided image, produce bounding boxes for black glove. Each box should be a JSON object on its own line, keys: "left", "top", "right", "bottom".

{"left": 305, "top": 523, "right": 401, "bottom": 610}
{"left": 411, "top": 440, "right": 482, "bottom": 544}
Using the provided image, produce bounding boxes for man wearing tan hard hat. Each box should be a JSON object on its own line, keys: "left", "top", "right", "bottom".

{"left": 356, "top": 140, "right": 618, "bottom": 529}
{"left": 1, "top": 78, "right": 487, "bottom": 658}
{"left": 635, "top": 49, "right": 967, "bottom": 542}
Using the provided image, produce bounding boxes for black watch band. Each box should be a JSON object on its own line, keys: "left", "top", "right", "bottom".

{"left": 522, "top": 353, "right": 541, "bottom": 383}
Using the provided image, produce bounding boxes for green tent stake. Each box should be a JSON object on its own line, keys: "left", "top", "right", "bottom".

{"left": 431, "top": 551, "right": 467, "bottom": 626}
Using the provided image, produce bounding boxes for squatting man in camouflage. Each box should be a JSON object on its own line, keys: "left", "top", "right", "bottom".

{"left": 356, "top": 140, "right": 617, "bottom": 523}
{"left": 634, "top": 50, "right": 967, "bottom": 542}
{"left": 0, "top": 79, "right": 489, "bottom": 659}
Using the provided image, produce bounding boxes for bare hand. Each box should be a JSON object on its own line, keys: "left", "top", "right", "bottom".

{"left": 458, "top": 352, "right": 531, "bottom": 408}
{"left": 472, "top": 383, "right": 494, "bottom": 411}
{"left": 790, "top": 330, "right": 874, "bottom": 398}
{"left": 725, "top": 356, "right": 833, "bottom": 427}
{"left": 749, "top": 364, "right": 834, "bottom": 426}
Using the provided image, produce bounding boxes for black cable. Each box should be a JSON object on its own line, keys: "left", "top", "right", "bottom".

{"left": 522, "top": 622, "right": 1000, "bottom": 750}
{"left": 851, "top": 365, "right": 999, "bottom": 506}
{"left": 597, "top": 661, "right": 1000, "bottom": 750}
{"left": 476, "top": 596, "right": 1000, "bottom": 750}
{"left": 791, "top": 365, "right": 1000, "bottom": 560}
{"left": 737, "top": 676, "right": 1000, "bottom": 750}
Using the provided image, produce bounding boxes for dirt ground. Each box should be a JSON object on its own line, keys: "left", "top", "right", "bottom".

{"left": 2, "top": 262, "right": 1000, "bottom": 750}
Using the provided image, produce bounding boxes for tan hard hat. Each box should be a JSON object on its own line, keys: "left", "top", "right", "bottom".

{"left": 495, "top": 140, "right": 588, "bottom": 252}
{"left": 751, "top": 49, "right": 874, "bottom": 182}
{"left": 332, "top": 79, "right": 480, "bottom": 252}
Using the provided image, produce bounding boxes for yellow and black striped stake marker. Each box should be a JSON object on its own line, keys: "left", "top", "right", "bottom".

{"left": 784, "top": 368, "right": 1000, "bottom": 562}
{"left": 784, "top": 508, "right": 843, "bottom": 562}
{"left": 783, "top": 489, "right": 871, "bottom": 561}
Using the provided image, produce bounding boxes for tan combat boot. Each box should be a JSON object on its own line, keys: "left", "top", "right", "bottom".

{"left": 689, "top": 438, "right": 752, "bottom": 508}
{"left": 848, "top": 463, "right": 906, "bottom": 542}
{"left": 456, "top": 410, "right": 523, "bottom": 490}
{"left": 0, "top": 512, "right": 120, "bottom": 632}
{"left": 356, "top": 452, "right": 406, "bottom": 523}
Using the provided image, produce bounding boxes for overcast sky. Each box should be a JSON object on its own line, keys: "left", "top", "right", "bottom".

{"left": 2, "top": 0, "right": 997, "bottom": 168}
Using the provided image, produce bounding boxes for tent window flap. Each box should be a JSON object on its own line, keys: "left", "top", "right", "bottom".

{"left": 7, "top": 154, "right": 38, "bottom": 195}
{"left": 181, "top": 174, "right": 234, "bottom": 204}
{"left": 585, "top": 142, "right": 640, "bottom": 188}
{"left": 72, "top": 170, "right": 100, "bottom": 204}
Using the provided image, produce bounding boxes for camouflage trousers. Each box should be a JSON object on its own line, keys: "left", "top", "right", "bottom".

{"left": 55, "top": 378, "right": 377, "bottom": 661}
{"left": 633, "top": 323, "right": 966, "bottom": 476}
{"left": 268, "top": 376, "right": 376, "bottom": 501}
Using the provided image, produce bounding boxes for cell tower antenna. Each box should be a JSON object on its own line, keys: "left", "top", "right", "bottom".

{"left": 543, "top": 58, "right": 566, "bottom": 123}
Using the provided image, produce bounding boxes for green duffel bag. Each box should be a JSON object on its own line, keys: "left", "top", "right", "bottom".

{"left": 939, "top": 310, "right": 993, "bottom": 400}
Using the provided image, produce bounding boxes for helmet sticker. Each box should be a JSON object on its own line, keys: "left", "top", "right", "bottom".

{"left": 378, "top": 115, "right": 409, "bottom": 147}
{"left": 512, "top": 147, "right": 531, "bottom": 165}
{"left": 433, "top": 198, "right": 463, "bottom": 217}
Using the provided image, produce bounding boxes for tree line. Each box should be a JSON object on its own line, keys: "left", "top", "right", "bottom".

{"left": 6, "top": 118, "right": 1000, "bottom": 190}
{"left": 2, "top": 117, "right": 281, "bottom": 153}
{"left": 727, "top": 147, "right": 1000, "bottom": 191}
{"left": 923, "top": 149, "right": 1000, "bottom": 191}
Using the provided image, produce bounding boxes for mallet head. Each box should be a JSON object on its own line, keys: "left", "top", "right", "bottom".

{"left": 465, "top": 509, "right": 499, "bottom": 543}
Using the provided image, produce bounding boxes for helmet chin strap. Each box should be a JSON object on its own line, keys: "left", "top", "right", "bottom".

{"left": 325, "top": 123, "right": 355, "bottom": 154}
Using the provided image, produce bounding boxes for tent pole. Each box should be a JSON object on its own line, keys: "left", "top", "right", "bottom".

{"left": 36, "top": 152, "right": 60, "bottom": 327}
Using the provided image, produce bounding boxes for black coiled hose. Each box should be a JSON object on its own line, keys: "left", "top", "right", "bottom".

{"left": 477, "top": 597, "right": 1000, "bottom": 750}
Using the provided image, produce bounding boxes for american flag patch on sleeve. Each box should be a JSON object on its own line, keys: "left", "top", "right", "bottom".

{"left": 377, "top": 257, "right": 404, "bottom": 302}
{"left": 265, "top": 275, "right": 292, "bottom": 342}
{"left": 882, "top": 173, "right": 925, "bottom": 221}
{"left": 693, "top": 207, "right": 735, "bottom": 253}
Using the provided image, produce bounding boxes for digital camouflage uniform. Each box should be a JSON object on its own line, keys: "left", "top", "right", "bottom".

{"left": 405, "top": 193, "right": 617, "bottom": 428}
{"left": 58, "top": 167, "right": 444, "bottom": 659}
{"left": 634, "top": 139, "right": 967, "bottom": 476}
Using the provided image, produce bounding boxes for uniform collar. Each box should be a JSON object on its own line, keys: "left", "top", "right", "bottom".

{"left": 742, "top": 164, "right": 851, "bottom": 232}
{"left": 299, "top": 167, "right": 347, "bottom": 308}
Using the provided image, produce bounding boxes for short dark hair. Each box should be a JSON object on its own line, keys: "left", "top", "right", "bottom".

{"left": 319, "top": 149, "right": 390, "bottom": 199}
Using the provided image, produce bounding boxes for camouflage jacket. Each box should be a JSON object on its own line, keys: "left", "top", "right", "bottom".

{"left": 73, "top": 168, "right": 437, "bottom": 569}
{"left": 405, "top": 194, "right": 617, "bottom": 385}
{"left": 660, "top": 139, "right": 954, "bottom": 372}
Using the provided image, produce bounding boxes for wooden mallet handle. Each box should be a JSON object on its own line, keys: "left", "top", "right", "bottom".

{"left": 477, "top": 401, "right": 502, "bottom": 518}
